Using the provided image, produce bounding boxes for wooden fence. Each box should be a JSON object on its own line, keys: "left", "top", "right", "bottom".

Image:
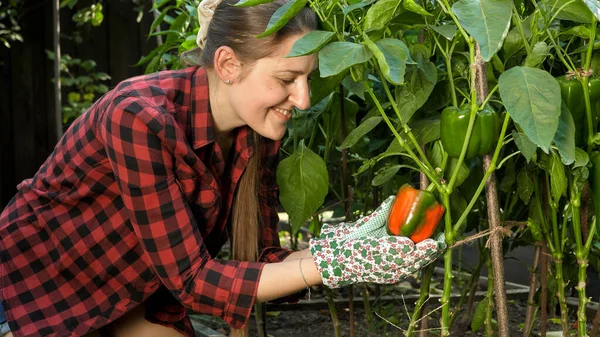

{"left": 0, "top": 0, "right": 157, "bottom": 208}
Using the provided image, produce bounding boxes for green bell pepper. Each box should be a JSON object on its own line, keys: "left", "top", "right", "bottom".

{"left": 556, "top": 76, "right": 600, "bottom": 146}
{"left": 440, "top": 104, "right": 500, "bottom": 159}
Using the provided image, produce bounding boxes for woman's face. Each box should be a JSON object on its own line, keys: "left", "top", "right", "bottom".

{"left": 226, "top": 33, "right": 318, "bottom": 141}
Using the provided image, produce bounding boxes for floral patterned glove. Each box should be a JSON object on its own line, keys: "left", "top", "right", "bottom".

{"left": 319, "top": 195, "right": 396, "bottom": 240}
{"left": 310, "top": 234, "right": 445, "bottom": 288}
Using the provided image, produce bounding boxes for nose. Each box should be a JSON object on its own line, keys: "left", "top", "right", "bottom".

{"left": 289, "top": 78, "right": 311, "bottom": 110}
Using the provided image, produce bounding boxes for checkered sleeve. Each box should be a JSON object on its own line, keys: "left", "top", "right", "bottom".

{"left": 99, "top": 95, "right": 264, "bottom": 328}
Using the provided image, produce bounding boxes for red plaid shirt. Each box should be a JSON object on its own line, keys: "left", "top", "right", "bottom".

{"left": 0, "top": 67, "right": 294, "bottom": 337}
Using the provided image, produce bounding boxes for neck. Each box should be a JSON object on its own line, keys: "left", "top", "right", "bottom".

{"left": 207, "top": 70, "right": 243, "bottom": 138}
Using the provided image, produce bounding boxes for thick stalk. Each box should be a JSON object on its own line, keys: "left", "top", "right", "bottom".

{"left": 523, "top": 244, "right": 542, "bottom": 337}
{"left": 440, "top": 248, "right": 454, "bottom": 337}
{"left": 254, "top": 302, "right": 267, "bottom": 337}
{"left": 554, "top": 258, "right": 571, "bottom": 335}
{"left": 406, "top": 264, "right": 435, "bottom": 337}
{"left": 474, "top": 41, "right": 509, "bottom": 337}
{"left": 572, "top": 194, "right": 590, "bottom": 337}
{"left": 540, "top": 239, "right": 548, "bottom": 337}
{"left": 326, "top": 288, "right": 341, "bottom": 337}
{"left": 339, "top": 85, "right": 355, "bottom": 337}
{"left": 485, "top": 251, "right": 494, "bottom": 337}
{"left": 440, "top": 190, "right": 455, "bottom": 336}
{"left": 362, "top": 286, "right": 373, "bottom": 332}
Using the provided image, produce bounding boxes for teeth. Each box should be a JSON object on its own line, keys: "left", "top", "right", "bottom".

{"left": 274, "top": 108, "right": 291, "bottom": 116}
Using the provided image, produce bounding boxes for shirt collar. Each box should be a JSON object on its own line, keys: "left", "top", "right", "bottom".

{"left": 190, "top": 67, "right": 215, "bottom": 150}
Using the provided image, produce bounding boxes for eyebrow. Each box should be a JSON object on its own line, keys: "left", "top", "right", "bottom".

{"left": 277, "top": 66, "right": 319, "bottom": 75}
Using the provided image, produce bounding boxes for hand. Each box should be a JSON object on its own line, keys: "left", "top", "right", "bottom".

{"left": 310, "top": 234, "right": 446, "bottom": 289}
{"left": 319, "top": 195, "right": 396, "bottom": 240}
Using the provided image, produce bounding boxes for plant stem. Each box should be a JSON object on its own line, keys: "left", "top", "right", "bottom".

{"left": 455, "top": 257, "right": 484, "bottom": 326}
{"left": 339, "top": 84, "right": 355, "bottom": 337}
{"left": 474, "top": 40, "right": 509, "bottom": 337}
{"left": 254, "top": 302, "right": 267, "bottom": 337}
{"left": 326, "top": 288, "right": 341, "bottom": 337}
{"left": 540, "top": 239, "right": 548, "bottom": 337}
{"left": 485, "top": 250, "right": 495, "bottom": 337}
{"left": 407, "top": 263, "right": 435, "bottom": 337}
{"left": 523, "top": 244, "right": 541, "bottom": 337}
{"left": 440, "top": 247, "right": 454, "bottom": 337}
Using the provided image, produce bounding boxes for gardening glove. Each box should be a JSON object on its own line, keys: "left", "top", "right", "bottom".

{"left": 310, "top": 234, "right": 446, "bottom": 289}
{"left": 318, "top": 195, "right": 396, "bottom": 240}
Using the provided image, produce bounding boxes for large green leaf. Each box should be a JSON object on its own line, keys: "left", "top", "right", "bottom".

{"left": 277, "top": 141, "right": 329, "bottom": 233}
{"left": 365, "top": 38, "right": 408, "bottom": 85}
{"left": 287, "top": 30, "right": 335, "bottom": 57}
{"left": 340, "top": 116, "right": 383, "bottom": 149}
{"left": 582, "top": 0, "right": 600, "bottom": 21}
{"left": 553, "top": 102, "right": 575, "bottom": 165}
{"left": 498, "top": 66, "right": 561, "bottom": 152}
{"left": 364, "top": 0, "right": 402, "bottom": 31}
{"left": 452, "top": 0, "right": 512, "bottom": 62}
{"left": 257, "top": 0, "right": 308, "bottom": 38}
{"left": 512, "top": 131, "right": 537, "bottom": 162}
{"left": 318, "top": 42, "right": 373, "bottom": 77}
{"left": 546, "top": 0, "right": 595, "bottom": 23}
{"left": 395, "top": 54, "right": 437, "bottom": 123}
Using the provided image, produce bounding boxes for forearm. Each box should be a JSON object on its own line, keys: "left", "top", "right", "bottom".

{"left": 282, "top": 248, "right": 312, "bottom": 261}
{"left": 256, "top": 254, "right": 321, "bottom": 302}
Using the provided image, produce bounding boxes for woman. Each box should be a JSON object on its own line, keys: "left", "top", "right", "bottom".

{"left": 0, "top": 0, "right": 444, "bottom": 336}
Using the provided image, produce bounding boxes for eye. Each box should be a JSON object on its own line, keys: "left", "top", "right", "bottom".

{"left": 279, "top": 78, "right": 295, "bottom": 84}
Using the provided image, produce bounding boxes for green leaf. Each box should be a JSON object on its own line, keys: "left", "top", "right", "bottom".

{"left": 499, "top": 159, "right": 516, "bottom": 193}
{"left": 549, "top": 151, "right": 567, "bottom": 202}
{"left": 372, "top": 165, "right": 402, "bottom": 186}
{"left": 524, "top": 42, "right": 550, "bottom": 68}
{"left": 277, "top": 141, "right": 329, "bottom": 234}
{"left": 498, "top": 67, "right": 561, "bottom": 152}
{"left": 318, "top": 42, "right": 373, "bottom": 77}
{"left": 513, "top": 131, "right": 537, "bottom": 162}
{"left": 342, "top": 76, "right": 365, "bottom": 100}
{"left": 503, "top": 16, "right": 532, "bottom": 60}
{"left": 574, "top": 148, "right": 589, "bottom": 168}
{"left": 234, "top": 0, "right": 275, "bottom": 6}
{"left": 310, "top": 69, "right": 345, "bottom": 106}
{"left": 582, "top": 0, "right": 600, "bottom": 21}
{"left": 545, "top": 0, "right": 594, "bottom": 23}
{"left": 287, "top": 30, "right": 335, "bottom": 57}
{"left": 365, "top": 38, "right": 408, "bottom": 85}
{"left": 402, "top": 0, "right": 432, "bottom": 16}
{"left": 452, "top": 0, "right": 512, "bottom": 61}
{"left": 430, "top": 24, "right": 457, "bottom": 40}
{"left": 364, "top": 0, "right": 402, "bottom": 31}
{"left": 340, "top": 117, "right": 383, "bottom": 149}
{"left": 343, "top": 0, "right": 376, "bottom": 15}
{"left": 517, "top": 169, "right": 534, "bottom": 204}
{"left": 471, "top": 300, "right": 487, "bottom": 333}
{"left": 561, "top": 25, "right": 592, "bottom": 38}
{"left": 395, "top": 54, "right": 437, "bottom": 123}
{"left": 257, "top": 0, "right": 308, "bottom": 38}
{"left": 553, "top": 102, "right": 576, "bottom": 165}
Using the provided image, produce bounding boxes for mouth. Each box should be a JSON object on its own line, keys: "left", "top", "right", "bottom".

{"left": 272, "top": 107, "right": 292, "bottom": 119}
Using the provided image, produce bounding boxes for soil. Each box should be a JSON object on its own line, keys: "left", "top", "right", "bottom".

{"left": 193, "top": 274, "right": 592, "bottom": 337}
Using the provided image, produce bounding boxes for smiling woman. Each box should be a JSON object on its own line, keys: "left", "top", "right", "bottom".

{"left": 0, "top": 1, "right": 444, "bottom": 337}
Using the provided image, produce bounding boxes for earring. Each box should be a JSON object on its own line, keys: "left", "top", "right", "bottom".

{"left": 225, "top": 79, "right": 231, "bottom": 84}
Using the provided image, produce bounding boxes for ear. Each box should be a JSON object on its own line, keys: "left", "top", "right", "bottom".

{"left": 214, "top": 46, "right": 242, "bottom": 84}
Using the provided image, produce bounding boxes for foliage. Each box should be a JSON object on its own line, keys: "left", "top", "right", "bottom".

{"left": 0, "top": 0, "right": 22, "bottom": 48}
{"left": 46, "top": 51, "right": 111, "bottom": 125}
